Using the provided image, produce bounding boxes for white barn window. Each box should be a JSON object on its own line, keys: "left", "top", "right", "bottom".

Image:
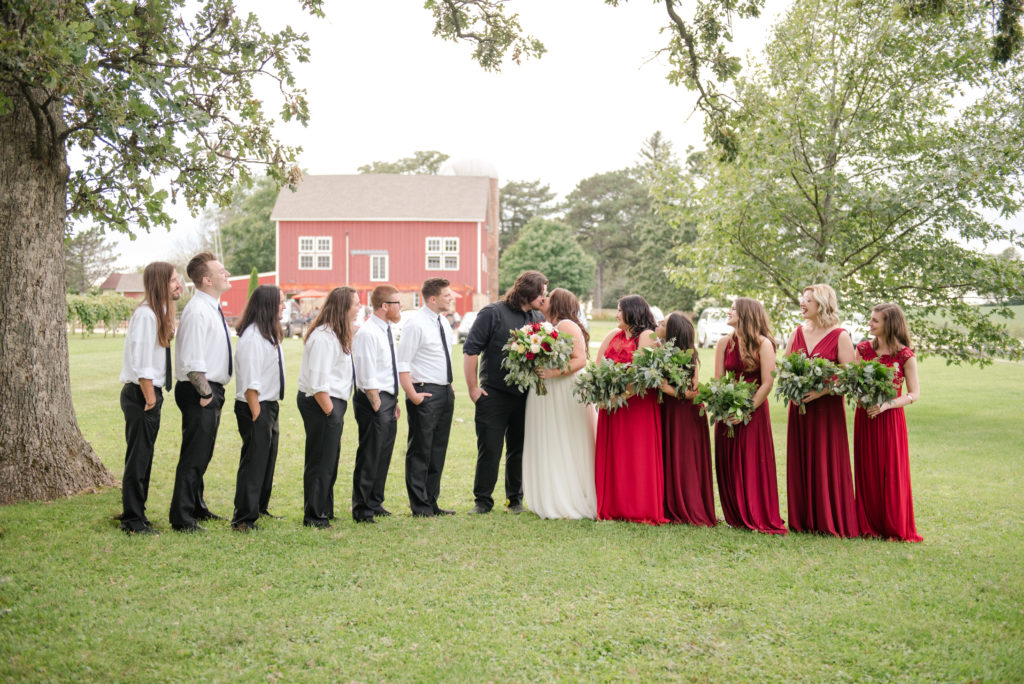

{"left": 425, "top": 236, "right": 459, "bottom": 271}
{"left": 370, "top": 254, "right": 388, "bottom": 281}
{"left": 299, "top": 235, "right": 332, "bottom": 270}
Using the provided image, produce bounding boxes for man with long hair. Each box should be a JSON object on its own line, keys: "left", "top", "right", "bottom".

{"left": 464, "top": 270, "right": 547, "bottom": 514}
{"left": 396, "top": 278, "right": 457, "bottom": 517}
{"left": 351, "top": 284, "right": 403, "bottom": 523}
{"left": 118, "top": 261, "right": 182, "bottom": 534}
{"left": 169, "top": 251, "right": 233, "bottom": 532}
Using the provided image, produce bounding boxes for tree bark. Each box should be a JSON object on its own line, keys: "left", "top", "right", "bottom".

{"left": 0, "top": 81, "right": 115, "bottom": 505}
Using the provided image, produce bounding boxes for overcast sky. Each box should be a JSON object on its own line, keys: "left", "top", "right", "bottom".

{"left": 107, "top": 0, "right": 1017, "bottom": 269}
{"left": 108, "top": 0, "right": 789, "bottom": 269}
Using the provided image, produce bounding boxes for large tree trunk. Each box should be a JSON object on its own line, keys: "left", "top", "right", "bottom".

{"left": 0, "top": 82, "right": 115, "bottom": 505}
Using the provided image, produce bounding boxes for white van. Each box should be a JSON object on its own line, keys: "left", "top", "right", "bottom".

{"left": 696, "top": 307, "right": 732, "bottom": 347}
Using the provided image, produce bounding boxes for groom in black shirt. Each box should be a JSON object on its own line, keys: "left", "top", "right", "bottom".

{"left": 463, "top": 270, "right": 548, "bottom": 514}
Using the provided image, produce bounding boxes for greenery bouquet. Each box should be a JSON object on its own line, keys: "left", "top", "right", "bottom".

{"left": 772, "top": 351, "right": 839, "bottom": 414}
{"left": 573, "top": 358, "right": 634, "bottom": 412}
{"left": 631, "top": 339, "right": 696, "bottom": 402}
{"left": 501, "top": 321, "right": 573, "bottom": 395}
{"left": 693, "top": 371, "right": 757, "bottom": 437}
{"left": 834, "top": 360, "right": 898, "bottom": 410}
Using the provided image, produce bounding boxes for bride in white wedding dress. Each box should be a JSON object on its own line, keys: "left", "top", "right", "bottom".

{"left": 522, "top": 288, "right": 598, "bottom": 519}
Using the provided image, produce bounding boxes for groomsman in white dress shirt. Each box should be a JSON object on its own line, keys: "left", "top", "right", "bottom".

{"left": 351, "top": 285, "right": 402, "bottom": 523}
{"left": 396, "top": 278, "right": 457, "bottom": 517}
{"left": 169, "top": 251, "right": 232, "bottom": 532}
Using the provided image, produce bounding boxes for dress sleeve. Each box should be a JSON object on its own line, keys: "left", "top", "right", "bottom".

{"left": 898, "top": 347, "right": 915, "bottom": 366}
{"left": 856, "top": 340, "right": 873, "bottom": 359}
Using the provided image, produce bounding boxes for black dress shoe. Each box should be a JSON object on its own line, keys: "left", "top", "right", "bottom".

{"left": 468, "top": 505, "right": 490, "bottom": 515}
{"left": 354, "top": 517, "right": 376, "bottom": 524}
{"left": 506, "top": 503, "right": 526, "bottom": 514}
{"left": 413, "top": 511, "right": 436, "bottom": 518}
{"left": 232, "top": 521, "right": 257, "bottom": 532}
{"left": 374, "top": 508, "right": 392, "bottom": 517}
{"left": 259, "top": 510, "right": 284, "bottom": 520}
{"left": 435, "top": 508, "right": 456, "bottom": 516}
{"left": 122, "top": 525, "right": 159, "bottom": 536}
{"left": 303, "top": 519, "right": 331, "bottom": 529}
{"left": 196, "top": 512, "right": 224, "bottom": 522}
{"left": 172, "top": 524, "right": 205, "bottom": 533}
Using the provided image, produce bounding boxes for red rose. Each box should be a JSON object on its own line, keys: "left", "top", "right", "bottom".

{"left": 526, "top": 352, "right": 536, "bottom": 360}
{"left": 532, "top": 323, "right": 542, "bottom": 332}
{"left": 550, "top": 331, "right": 559, "bottom": 339}
{"left": 541, "top": 342, "right": 551, "bottom": 352}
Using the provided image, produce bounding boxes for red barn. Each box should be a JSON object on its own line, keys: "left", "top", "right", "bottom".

{"left": 219, "top": 271, "right": 278, "bottom": 321}
{"left": 270, "top": 173, "right": 499, "bottom": 314}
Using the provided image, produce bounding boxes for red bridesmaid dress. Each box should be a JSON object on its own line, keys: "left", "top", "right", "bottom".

{"left": 714, "top": 339, "right": 787, "bottom": 534}
{"left": 786, "top": 327, "right": 859, "bottom": 537}
{"left": 853, "top": 341, "right": 922, "bottom": 542}
{"left": 662, "top": 394, "right": 716, "bottom": 526}
{"left": 595, "top": 329, "right": 667, "bottom": 525}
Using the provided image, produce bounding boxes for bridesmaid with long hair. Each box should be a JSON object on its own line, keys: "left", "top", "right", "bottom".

{"left": 853, "top": 303, "right": 923, "bottom": 542}
{"left": 785, "top": 284, "right": 859, "bottom": 537}
{"left": 655, "top": 312, "right": 716, "bottom": 526}
{"left": 231, "top": 285, "right": 286, "bottom": 531}
{"left": 714, "top": 298, "right": 787, "bottom": 534}
{"left": 296, "top": 287, "right": 361, "bottom": 529}
{"left": 594, "top": 294, "right": 666, "bottom": 525}
{"left": 522, "top": 288, "right": 597, "bottom": 519}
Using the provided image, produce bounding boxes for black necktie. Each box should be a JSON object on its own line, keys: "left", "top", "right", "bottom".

{"left": 386, "top": 325, "right": 398, "bottom": 395}
{"left": 218, "top": 306, "right": 233, "bottom": 377}
{"left": 438, "top": 316, "right": 452, "bottom": 384}
{"left": 277, "top": 345, "right": 285, "bottom": 400}
{"left": 164, "top": 346, "right": 172, "bottom": 391}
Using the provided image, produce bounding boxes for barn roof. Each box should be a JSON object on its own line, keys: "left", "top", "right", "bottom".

{"left": 270, "top": 174, "right": 492, "bottom": 222}
{"left": 99, "top": 272, "right": 144, "bottom": 293}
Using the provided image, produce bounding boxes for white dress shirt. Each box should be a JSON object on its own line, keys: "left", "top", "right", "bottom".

{"left": 175, "top": 289, "right": 232, "bottom": 384}
{"left": 395, "top": 306, "right": 454, "bottom": 385}
{"left": 119, "top": 303, "right": 168, "bottom": 386}
{"left": 353, "top": 314, "right": 398, "bottom": 394}
{"left": 234, "top": 325, "right": 283, "bottom": 402}
{"left": 297, "top": 325, "right": 354, "bottom": 399}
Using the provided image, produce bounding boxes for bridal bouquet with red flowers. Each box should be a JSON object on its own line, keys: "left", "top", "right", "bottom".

{"left": 501, "top": 321, "right": 573, "bottom": 395}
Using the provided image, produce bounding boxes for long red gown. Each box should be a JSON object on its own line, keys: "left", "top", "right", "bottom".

{"left": 595, "top": 329, "right": 667, "bottom": 524}
{"left": 786, "top": 327, "right": 859, "bottom": 537}
{"left": 714, "top": 339, "right": 787, "bottom": 534}
{"left": 853, "top": 341, "right": 922, "bottom": 542}
{"left": 662, "top": 393, "right": 717, "bottom": 526}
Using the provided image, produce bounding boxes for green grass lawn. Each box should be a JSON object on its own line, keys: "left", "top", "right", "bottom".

{"left": 1, "top": 336, "right": 1022, "bottom": 681}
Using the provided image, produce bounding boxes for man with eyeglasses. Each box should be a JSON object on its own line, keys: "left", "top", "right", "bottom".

{"left": 351, "top": 285, "right": 403, "bottom": 523}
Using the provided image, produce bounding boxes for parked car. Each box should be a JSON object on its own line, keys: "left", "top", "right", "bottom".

{"left": 774, "top": 309, "right": 804, "bottom": 350}
{"left": 281, "top": 299, "right": 306, "bottom": 338}
{"left": 842, "top": 313, "right": 869, "bottom": 345}
{"left": 696, "top": 307, "right": 732, "bottom": 347}
{"left": 456, "top": 310, "right": 479, "bottom": 343}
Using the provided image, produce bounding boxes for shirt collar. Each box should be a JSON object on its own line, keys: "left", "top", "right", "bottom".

{"left": 369, "top": 313, "right": 390, "bottom": 331}
{"left": 192, "top": 289, "right": 220, "bottom": 310}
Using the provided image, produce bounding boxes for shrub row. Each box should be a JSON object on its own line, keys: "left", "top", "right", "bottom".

{"left": 66, "top": 293, "right": 138, "bottom": 336}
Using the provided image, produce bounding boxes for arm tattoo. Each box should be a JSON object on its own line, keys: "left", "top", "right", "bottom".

{"left": 187, "top": 371, "right": 212, "bottom": 397}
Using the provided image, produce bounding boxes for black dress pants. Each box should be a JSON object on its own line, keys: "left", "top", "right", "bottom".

{"left": 169, "top": 380, "right": 224, "bottom": 528}
{"left": 352, "top": 390, "right": 397, "bottom": 521}
{"left": 231, "top": 399, "right": 280, "bottom": 526}
{"left": 405, "top": 383, "right": 454, "bottom": 515}
{"left": 120, "top": 383, "right": 162, "bottom": 531}
{"left": 297, "top": 392, "right": 346, "bottom": 525}
{"left": 472, "top": 388, "right": 527, "bottom": 511}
